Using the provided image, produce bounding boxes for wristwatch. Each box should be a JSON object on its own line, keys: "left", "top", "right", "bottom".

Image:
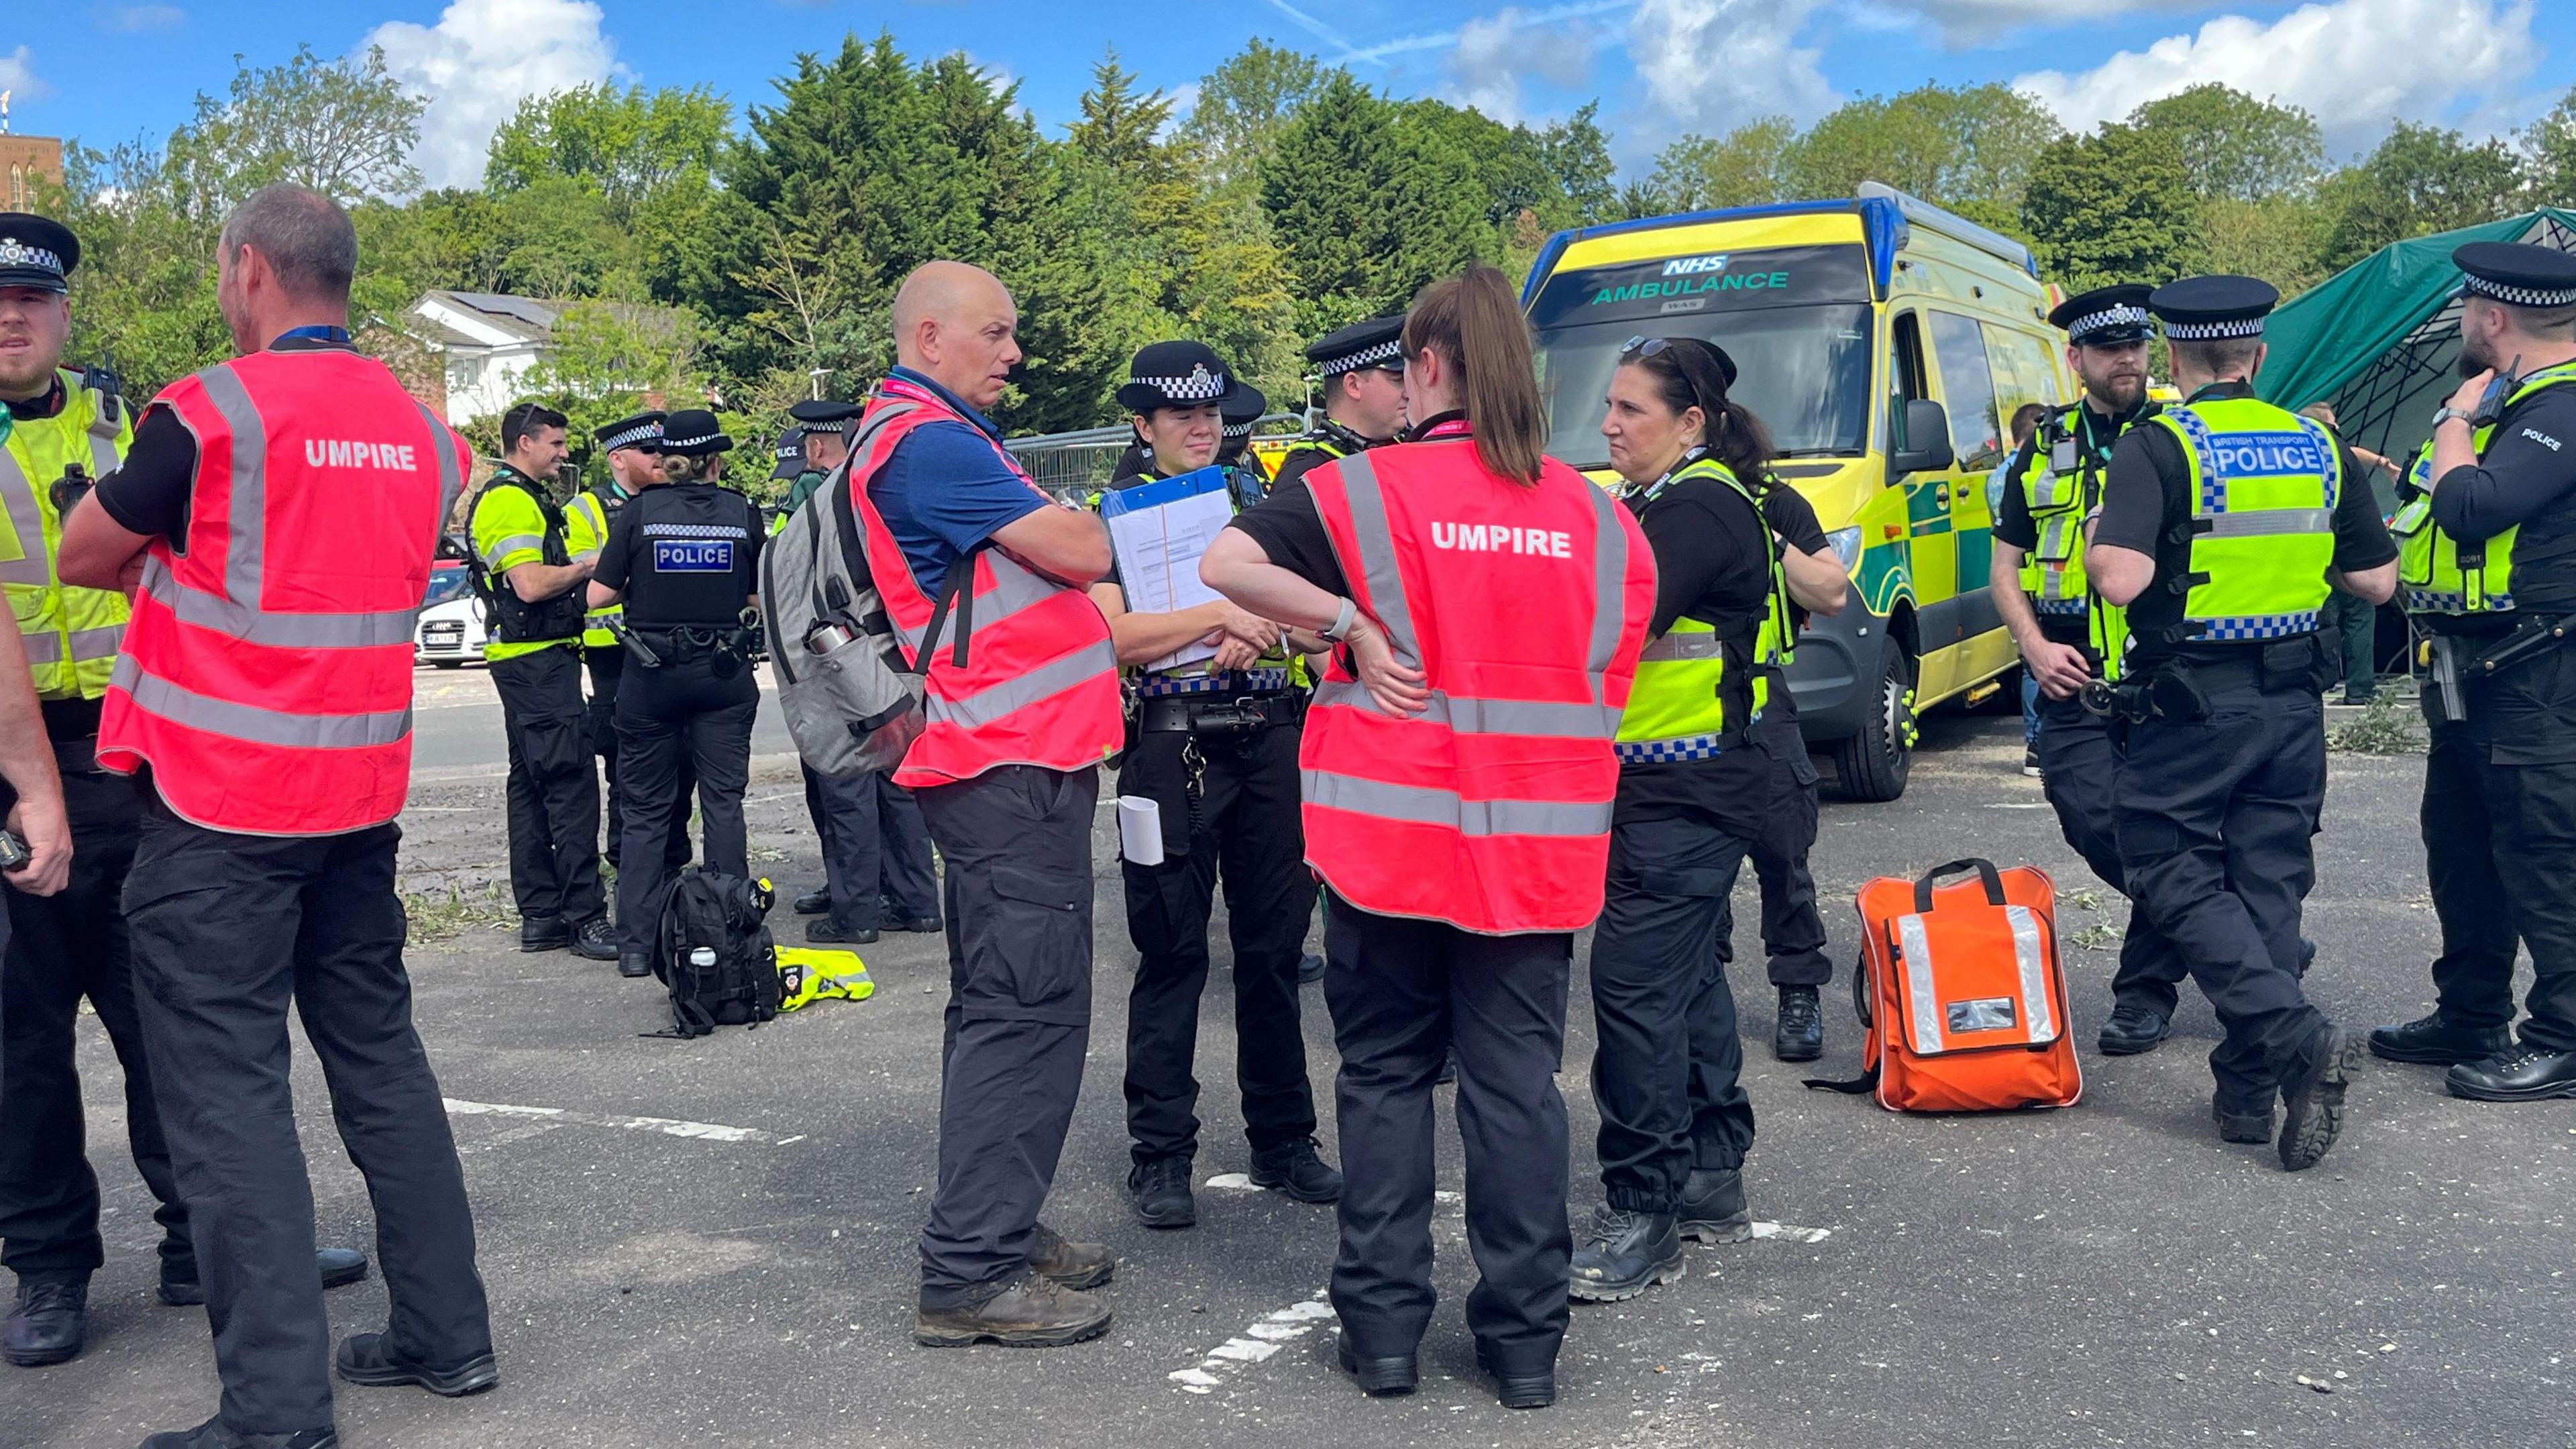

{"left": 2432, "top": 406, "right": 2476, "bottom": 429}
{"left": 1318, "top": 596, "right": 1359, "bottom": 645}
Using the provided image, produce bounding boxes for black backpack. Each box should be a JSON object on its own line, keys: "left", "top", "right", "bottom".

{"left": 649, "top": 869, "right": 781, "bottom": 1038}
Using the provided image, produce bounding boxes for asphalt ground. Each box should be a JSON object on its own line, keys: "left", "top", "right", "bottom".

{"left": 17, "top": 669, "right": 2574, "bottom": 1449}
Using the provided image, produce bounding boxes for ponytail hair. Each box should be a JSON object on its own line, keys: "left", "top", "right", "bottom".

{"left": 1402, "top": 264, "right": 1547, "bottom": 486}
{"left": 1618, "top": 336, "right": 1775, "bottom": 485}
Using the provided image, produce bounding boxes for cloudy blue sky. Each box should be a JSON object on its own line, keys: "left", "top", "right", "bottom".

{"left": 3, "top": 1, "right": 2569, "bottom": 188}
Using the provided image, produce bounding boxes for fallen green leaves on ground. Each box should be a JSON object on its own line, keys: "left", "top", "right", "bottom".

{"left": 2328, "top": 694, "right": 2428, "bottom": 754}
{"left": 403, "top": 882, "right": 520, "bottom": 945}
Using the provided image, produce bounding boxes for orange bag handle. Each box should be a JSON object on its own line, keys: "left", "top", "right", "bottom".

{"left": 1913, "top": 858, "right": 2008, "bottom": 913}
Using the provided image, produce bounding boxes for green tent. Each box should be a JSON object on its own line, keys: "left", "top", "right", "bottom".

{"left": 2259, "top": 208, "right": 2576, "bottom": 478}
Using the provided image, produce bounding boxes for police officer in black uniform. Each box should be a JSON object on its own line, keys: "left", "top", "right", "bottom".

{"left": 586, "top": 410, "right": 766, "bottom": 979}
{"left": 2088, "top": 278, "right": 2397, "bottom": 1169}
{"left": 1093, "top": 341, "right": 1338, "bottom": 1230}
{"left": 1271, "top": 315, "right": 1407, "bottom": 495}
{"left": 786, "top": 400, "right": 941, "bottom": 947}
{"left": 573, "top": 410, "right": 694, "bottom": 877}
{"left": 1989, "top": 285, "right": 2195, "bottom": 1055}
{"left": 2369, "top": 241, "right": 2576, "bottom": 1102}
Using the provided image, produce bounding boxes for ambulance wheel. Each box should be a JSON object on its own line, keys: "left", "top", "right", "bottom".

{"left": 1831, "top": 634, "right": 1915, "bottom": 803}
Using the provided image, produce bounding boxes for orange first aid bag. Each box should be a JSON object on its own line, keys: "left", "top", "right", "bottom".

{"left": 1810, "top": 857, "right": 2083, "bottom": 1113}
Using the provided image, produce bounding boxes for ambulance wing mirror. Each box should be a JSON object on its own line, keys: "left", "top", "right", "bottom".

{"left": 1891, "top": 398, "right": 1954, "bottom": 476}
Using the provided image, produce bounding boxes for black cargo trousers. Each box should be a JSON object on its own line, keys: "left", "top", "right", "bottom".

{"left": 912, "top": 764, "right": 1102, "bottom": 1308}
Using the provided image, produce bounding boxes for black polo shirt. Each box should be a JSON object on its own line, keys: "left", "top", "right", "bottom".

{"left": 2094, "top": 381, "right": 2395, "bottom": 663}
{"left": 2428, "top": 374, "right": 2576, "bottom": 616}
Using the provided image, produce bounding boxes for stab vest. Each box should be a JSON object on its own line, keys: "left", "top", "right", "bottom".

{"left": 0, "top": 368, "right": 132, "bottom": 700}
{"left": 2390, "top": 362, "right": 2576, "bottom": 617}
{"left": 1299, "top": 436, "right": 1655, "bottom": 935}
{"left": 2139, "top": 395, "right": 2340, "bottom": 646}
{"left": 849, "top": 374, "right": 1123, "bottom": 789}
{"left": 97, "top": 349, "right": 465, "bottom": 835}
{"left": 1615, "top": 456, "right": 1789, "bottom": 763}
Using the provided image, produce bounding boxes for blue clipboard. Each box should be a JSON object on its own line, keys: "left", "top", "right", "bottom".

{"left": 1096, "top": 465, "right": 1231, "bottom": 519}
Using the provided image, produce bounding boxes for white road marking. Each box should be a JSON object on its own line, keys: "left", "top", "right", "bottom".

{"left": 443, "top": 1097, "right": 790, "bottom": 1146}
{"left": 1750, "top": 1221, "right": 1833, "bottom": 1243}
{"left": 1170, "top": 1292, "right": 1334, "bottom": 1395}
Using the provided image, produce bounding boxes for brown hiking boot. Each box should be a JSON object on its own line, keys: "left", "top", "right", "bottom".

{"left": 1027, "top": 1223, "right": 1114, "bottom": 1291}
{"left": 914, "top": 1273, "right": 1112, "bottom": 1349}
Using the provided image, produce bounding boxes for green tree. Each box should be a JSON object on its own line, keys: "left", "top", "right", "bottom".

{"left": 2022, "top": 122, "right": 2200, "bottom": 294}
{"left": 2319, "top": 121, "right": 2528, "bottom": 269}
{"left": 2200, "top": 195, "right": 2334, "bottom": 297}
{"left": 484, "top": 83, "right": 731, "bottom": 225}
{"left": 1536, "top": 102, "right": 1619, "bottom": 225}
{"left": 1784, "top": 83, "right": 2062, "bottom": 215}
{"left": 1176, "top": 40, "right": 1330, "bottom": 191}
{"left": 2520, "top": 85, "right": 2576, "bottom": 203}
{"left": 2127, "top": 84, "right": 2326, "bottom": 201}
{"left": 1648, "top": 117, "right": 1795, "bottom": 211}
{"left": 1264, "top": 72, "right": 1494, "bottom": 327}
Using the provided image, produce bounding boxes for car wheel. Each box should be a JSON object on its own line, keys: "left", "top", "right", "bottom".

{"left": 1828, "top": 633, "right": 1916, "bottom": 802}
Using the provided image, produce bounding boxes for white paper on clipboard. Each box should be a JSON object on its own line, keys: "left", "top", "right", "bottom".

{"left": 1098, "top": 467, "right": 1236, "bottom": 674}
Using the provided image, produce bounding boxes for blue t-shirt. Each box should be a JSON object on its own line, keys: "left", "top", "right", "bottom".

{"left": 869, "top": 366, "right": 1047, "bottom": 594}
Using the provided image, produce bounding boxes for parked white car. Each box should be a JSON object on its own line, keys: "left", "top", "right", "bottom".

{"left": 415, "top": 561, "right": 489, "bottom": 667}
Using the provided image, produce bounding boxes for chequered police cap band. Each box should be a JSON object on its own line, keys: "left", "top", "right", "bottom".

{"left": 2161, "top": 317, "right": 2267, "bottom": 339}
{"left": 1318, "top": 339, "right": 1403, "bottom": 376}
{"left": 2464, "top": 274, "right": 2576, "bottom": 309}
{"left": 2066, "top": 304, "right": 2150, "bottom": 339}
{"left": 663, "top": 430, "right": 723, "bottom": 449}
{"left": 0, "top": 239, "right": 66, "bottom": 275}
{"left": 1132, "top": 366, "right": 1228, "bottom": 401}
{"left": 1224, "top": 419, "right": 1253, "bottom": 437}
{"left": 602, "top": 423, "right": 663, "bottom": 452}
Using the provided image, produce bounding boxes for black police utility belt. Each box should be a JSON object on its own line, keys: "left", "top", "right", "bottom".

{"left": 1137, "top": 688, "right": 1305, "bottom": 736}
{"left": 467, "top": 476, "right": 587, "bottom": 643}
{"left": 621, "top": 620, "right": 761, "bottom": 674}
{"left": 2082, "top": 636, "right": 2330, "bottom": 724}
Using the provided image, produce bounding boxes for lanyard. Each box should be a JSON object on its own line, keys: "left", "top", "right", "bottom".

{"left": 273, "top": 325, "right": 352, "bottom": 347}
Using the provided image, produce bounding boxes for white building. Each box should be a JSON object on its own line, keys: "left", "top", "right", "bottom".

{"left": 407, "top": 290, "right": 564, "bottom": 427}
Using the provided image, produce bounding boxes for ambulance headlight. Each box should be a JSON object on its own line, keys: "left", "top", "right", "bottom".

{"left": 1825, "top": 527, "right": 1863, "bottom": 572}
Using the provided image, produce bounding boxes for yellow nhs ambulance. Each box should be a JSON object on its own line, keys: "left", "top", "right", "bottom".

{"left": 1523, "top": 182, "right": 2074, "bottom": 800}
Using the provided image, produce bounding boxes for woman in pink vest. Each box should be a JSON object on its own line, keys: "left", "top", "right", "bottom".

{"left": 1203, "top": 264, "right": 1655, "bottom": 1411}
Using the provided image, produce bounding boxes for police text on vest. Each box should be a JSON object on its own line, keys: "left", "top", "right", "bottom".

{"left": 1429, "top": 521, "right": 1575, "bottom": 558}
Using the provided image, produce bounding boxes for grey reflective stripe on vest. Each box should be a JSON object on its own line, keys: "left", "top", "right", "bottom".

{"left": 2200, "top": 508, "right": 2334, "bottom": 538}
{"left": 1326, "top": 451, "right": 1422, "bottom": 660}
{"left": 1309, "top": 679, "right": 1621, "bottom": 737}
{"left": 1301, "top": 768, "right": 1612, "bottom": 837}
{"left": 920, "top": 637, "right": 1118, "bottom": 730}
{"left": 1896, "top": 914, "right": 1944, "bottom": 1054}
{"left": 2006, "top": 904, "right": 2053, "bottom": 1043}
{"left": 417, "top": 400, "right": 465, "bottom": 531}
{"left": 480, "top": 533, "right": 543, "bottom": 568}
{"left": 1638, "top": 631, "right": 1721, "bottom": 662}
{"left": 138, "top": 361, "right": 438, "bottom": 650}
{"left": 25, "top": 623, "right": 127, "bottom": 666}
{"left": 1576, "top": 478, "right": 1631, "bottom": 687}
{"left": 109, "top": 653, "right": 413, "bottom": 748}
{"left": 0, "top": 445, "right": 49, "bottom": 586}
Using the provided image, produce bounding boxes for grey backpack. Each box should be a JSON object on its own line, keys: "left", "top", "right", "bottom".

{"left": 758, "top": 432, "right": 965, "bottom": 777}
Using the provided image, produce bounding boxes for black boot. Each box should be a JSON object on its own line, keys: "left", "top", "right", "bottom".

{"left": 2446, "top": 1042, "right": 2576, "bottom": 1102}
{"left": 334, "top": 1332, "right": 500, "bottom": 1397}
{"left": 1297, "top": 951, "right": 1327, "bottom": 984}
{"left": 2277, "top": 1025, "right": 2363, "bottom": 1172}
{"left": 617, "top": 952, "right": 653, "bottom": 979}
{"left": 2212, "top": 1095, "right": 2274, "bottom": 1144}
{"left": 517, "top": 915, "right": 569, "bottom": 952}
{"left": 806, "top": 918, "right": 879, "bottom": 945}
{"left": 162, "top": 1248, "right": 368, "bottom": 1307}
{"left": 1568, "top": 1205, "right": 1682, "bottom": 1302}
{"left": 570, "top": 916, "right": 621, "bottom": 962}
{"left": 1474, "top": 1339, "right": 1558, "bottom": 1409}
{"left": 1248, "top": 1137, "right": 1343, "bottom": 1204}
{"left": 140, "top": 1419, "right": 339, "bottom": 1448}
{"left": 1773, "top": 985, "right": 1823, "bottom": 1063}
{"left": 2368, "top": 1012, "right": 2513, "bottom": 1065}
{"left": 1676, "top": 1168, "right": 1752, "bottom": 1244}
{"left": 1127, "top": 1155, "right": 1196, "bottom": 1229}
{"left": 1336, "top": 1335, "right": 1417, "bottom": 1396}
{"left": 3, "top": 1273, "right": 87, "bottom": 1368}
{"left": 793, "top": 888, "right": 830, "bottom": 915}
{"left": 2097, "top": 999, "right": 2171, "bottom": 1055}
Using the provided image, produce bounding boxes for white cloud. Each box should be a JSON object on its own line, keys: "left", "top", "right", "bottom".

{"left": 1625, "top": 0, "right": 1833, "bottom": 139}
{"left": 0, "top": 46, "right": 51, "bottom": 108}
{"left": 1445, "top": 6, "right": 1599, "bottom": 124}
{"left": 2012, "top": 0, "right": 2538, "bottom": 154}
{"left": 362, "top": 0, "right": 621, "bottom": 191}
{"left": 104, "top": 4, "right": 186, "bottom": 32}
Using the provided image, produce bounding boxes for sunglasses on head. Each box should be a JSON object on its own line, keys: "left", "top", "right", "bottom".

{"left": 1620, "top": 335, "right": 1675, "bottom": 358}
